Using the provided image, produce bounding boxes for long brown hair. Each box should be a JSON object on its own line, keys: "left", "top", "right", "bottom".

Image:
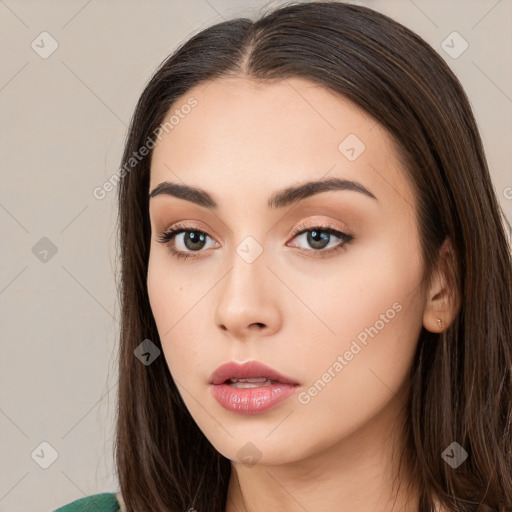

{"left": 115, "top": 2, "right": 512, "bottom": 510}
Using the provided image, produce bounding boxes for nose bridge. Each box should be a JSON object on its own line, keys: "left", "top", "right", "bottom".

{"left": 219, "top": 234, "right": 268, "bottom": 307}
{"left": 214, "top": 234, "right": 280, "bottom": 335}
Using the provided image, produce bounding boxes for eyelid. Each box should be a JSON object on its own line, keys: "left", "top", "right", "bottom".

{"left": 156, "top": 221, "right": 218, "bottom": 246}
{"left": 285, "top": 220, "right": 353, "bottom": 257}
{"left": 289, "top": 219, "right": 352, "bottom": 238}
{"left": 157, "top": 219, "right": 351, "bottom": 242}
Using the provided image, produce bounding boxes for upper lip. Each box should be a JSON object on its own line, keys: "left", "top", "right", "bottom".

{"left": 209, "top": 361, "right": 300, "bottom": 385}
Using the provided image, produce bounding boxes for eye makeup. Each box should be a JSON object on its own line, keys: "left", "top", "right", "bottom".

{"left": 156, "top": 220, "right": 354, "bottom": 261}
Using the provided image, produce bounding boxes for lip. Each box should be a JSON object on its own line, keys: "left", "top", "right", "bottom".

{"left": 209, "top": 361, "right": 300, "bottom": 415}
{"left": 209, "top": 360, "right": 300, "bottom": 386}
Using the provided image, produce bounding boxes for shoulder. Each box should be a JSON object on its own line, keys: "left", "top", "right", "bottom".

{"left": 52, "top": 492, "right": 122, "bottom": 512}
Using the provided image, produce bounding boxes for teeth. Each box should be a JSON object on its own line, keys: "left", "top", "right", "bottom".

{"left": 230, "top": 380, "right": 273, "bottom": 388}
{"left": 228, "top": 377, "right": 274, "bottom": 388}
{"left": 230, "top": 377, "right": 269, "bottom": 383}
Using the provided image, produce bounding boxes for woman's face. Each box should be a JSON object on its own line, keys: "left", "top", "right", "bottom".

{"left": 147, "top": 76, "right": 428, "bottom": 465}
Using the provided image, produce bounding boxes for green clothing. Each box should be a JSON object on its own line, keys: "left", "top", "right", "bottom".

{"left": 53, "top": 492, "right": 120, "bottom": 511}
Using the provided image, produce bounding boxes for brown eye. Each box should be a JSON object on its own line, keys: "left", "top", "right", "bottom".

{"left": 289, "top": 224, "right": 353, "bottom": 256}
{"left": 157, "top": 224, "right": 218, "bottom": 260}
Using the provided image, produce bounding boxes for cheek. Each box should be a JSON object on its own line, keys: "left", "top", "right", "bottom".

{"left": 291, "top": 232, "right": 425, "bottom": 423}
{"left": 288, "top": 226, "right": 424, "bottom": 357}
{"left": 146, "top": 249, "right": 215, "bottom": 382}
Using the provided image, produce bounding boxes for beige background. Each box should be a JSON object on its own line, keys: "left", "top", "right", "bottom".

{"left": 0, "top": 1, "right": 510, "bottom": 511}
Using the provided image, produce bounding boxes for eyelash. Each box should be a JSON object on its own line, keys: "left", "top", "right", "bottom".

{"left": 156, "top": 221, "right": 354, "bottom": 261}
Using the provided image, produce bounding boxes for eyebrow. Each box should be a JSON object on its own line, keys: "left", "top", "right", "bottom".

{"left": 148, "top": 176, "right": 377, "bottom": 209}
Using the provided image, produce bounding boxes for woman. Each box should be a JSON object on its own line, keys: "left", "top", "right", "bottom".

{"left": 54, "top": 1, "right": 512, "bottom": 511}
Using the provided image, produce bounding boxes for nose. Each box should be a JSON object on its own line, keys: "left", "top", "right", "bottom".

{"left": 214, "top": 247, "right": 282, "bottom": 341}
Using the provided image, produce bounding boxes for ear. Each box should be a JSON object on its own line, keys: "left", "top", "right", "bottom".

{"left": 422, "top": 237, "right": 460, "bottom": 333}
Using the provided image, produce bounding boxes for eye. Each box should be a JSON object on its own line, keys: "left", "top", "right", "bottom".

{"left": 287, "top": 223, "right": 353, "bottom": 257}
{"left": 156, "top": 222, "right": 354, "bottom": 261}
{"left": 156, "top": 223, "right": 219, "bottom": 260}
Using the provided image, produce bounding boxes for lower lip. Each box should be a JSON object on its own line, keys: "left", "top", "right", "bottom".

{"left": 210, "top": 382, "right": 298, "bottom": 414}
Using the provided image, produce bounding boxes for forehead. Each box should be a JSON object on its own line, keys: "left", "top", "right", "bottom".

{"left": 149, "top": 76, "right": 414, "bottom": 213}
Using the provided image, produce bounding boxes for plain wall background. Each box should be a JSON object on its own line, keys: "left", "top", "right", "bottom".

{"left": 0, "top": 1, "right": 510, "bottom": 510}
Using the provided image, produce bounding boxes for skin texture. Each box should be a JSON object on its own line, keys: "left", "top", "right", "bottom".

{"left": 147, "top": 76, "right": 456, "bottom": 512}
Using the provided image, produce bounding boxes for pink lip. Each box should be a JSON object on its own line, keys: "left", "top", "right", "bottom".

{"left": 209, "top": 361, "right": 299, "bottom": 385}
{"left": 209, "top": 361, "right": 300, "bottom": 415}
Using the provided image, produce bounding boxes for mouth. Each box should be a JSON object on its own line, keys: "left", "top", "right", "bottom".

{"left": 209, "top": 361, "right": 300, "bottom": 415}
{"left": 209, "top": 360, "right": 300, "bottom": 386}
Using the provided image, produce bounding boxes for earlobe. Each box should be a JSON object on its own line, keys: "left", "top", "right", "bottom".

{"left": 422, "top": 238, "right": 459, "bottom": 334}
{"left": 424, "top": 315, "right": 446, "bottom": 333}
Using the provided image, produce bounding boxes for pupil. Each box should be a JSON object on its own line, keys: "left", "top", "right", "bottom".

{"left": 307, "top": 230, "right": 329, "bottom": 250}
{"left": 184, "top": 231, "right": 206, "bottom": 251}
